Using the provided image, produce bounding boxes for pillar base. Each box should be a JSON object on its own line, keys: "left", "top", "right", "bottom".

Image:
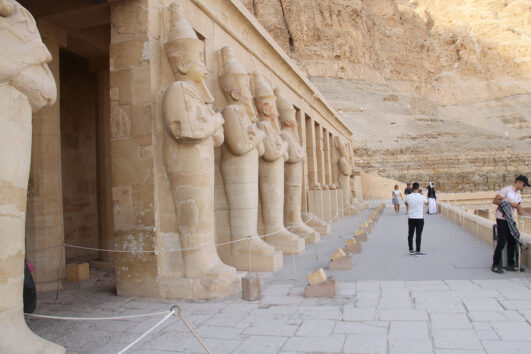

{"left": 158, "top": 271, "right": 242, "bottom": 300}
{"left": 0, "top": 307, "right": 64, "bottom": 354}
{"left": 223, "top": 250, "right": 283, "bottom": 272}
{"left": 265, "top": 236, "right": 305, "bottom": 255}
{"left": 302, "top": 212, "right": 331, "bottom": 235}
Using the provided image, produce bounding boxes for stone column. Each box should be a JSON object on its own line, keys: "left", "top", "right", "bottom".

{"left": 323, "top": 129, "right": 331, "bottom": 187}
{"left": 110, "top": 0, "right": 159, "bottom": 297}
{"left": 315, "top": 123, "right": 326, "bottom": 187}
{"left": 25, "top": 38, "right": 65, "bottom": 292}
{"left": 96, "top": 70, "right": 114, "bottom": 262}
{"left": 296, "top": 108, "right": 308, "bottom": 213}
{"left": 305, "top": 115, "right": 318, "bottom": 189}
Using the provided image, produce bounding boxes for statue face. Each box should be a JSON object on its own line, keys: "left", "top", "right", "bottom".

{"left": 280, "top": 110, "right": 297, "bottom": 129}
{"left": 256, "top": 96, "right": 278, "bottom": 121}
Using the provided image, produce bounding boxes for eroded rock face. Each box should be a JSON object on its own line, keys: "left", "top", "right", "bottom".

{"left": 244, "top": 0, "right": 531, "bottom": 192}
{"left": 244, "top": 0, "right": 530, "bottom": 105}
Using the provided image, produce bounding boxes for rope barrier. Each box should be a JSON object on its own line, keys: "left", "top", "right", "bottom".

{"left": 117, "top": 309, "right": 176, "bottom": 354}
{"left": 25, "top": 311, "right": 170, "bottom": 321}
{"left": 173, "top": 305, "right": 211, "bottom": 354}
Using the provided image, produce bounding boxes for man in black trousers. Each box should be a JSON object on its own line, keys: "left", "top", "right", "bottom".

{"left": 404, "top": 182, "right": 428, "bottom": 256}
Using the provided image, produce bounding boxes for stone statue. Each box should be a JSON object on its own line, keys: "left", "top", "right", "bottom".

{"left": 253, "top": 74, "right": 305, "bottom": 254}
{"left": 275, "top": 88, "right": 320, "bottom": 244}
{"left": 162, "top": 2, "right": 239, "bottom": 295}
{"left": 335, "top": 136, "right": 357, "bottom": 214}
{"left": 219, "top": 47, "right": 282, "bottom": 271}
{"left": 0, "top": 1, "right": 64, "bottom": 352}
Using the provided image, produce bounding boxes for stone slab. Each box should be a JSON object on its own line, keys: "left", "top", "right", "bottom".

{"left": 304, "top": 276, "right": 337, "bottom": 297}
{"left": 328, "top": 255, "right": 353, "bottom": 270}
{"left": 66, "top": 262, "right": 89, "bottom": 282}
{"left": 354, "top": 232, "right": 368, "bottom": 243}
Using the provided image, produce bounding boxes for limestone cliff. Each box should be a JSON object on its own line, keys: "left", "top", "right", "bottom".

{"left": 243, "top": 0, "right": 531, "bottom": 192}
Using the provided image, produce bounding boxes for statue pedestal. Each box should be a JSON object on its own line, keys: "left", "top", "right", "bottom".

{"left": 158, "top": 272, "right": 242, "bottom": 300}
{"left": 223, "top": 250, "right": 283, "bottom": 272}
{"left": 302, "top": 212, "right": 331, "bottom": 235}
{"left": 265, "top": 235, "right": 305, "bottom": 255}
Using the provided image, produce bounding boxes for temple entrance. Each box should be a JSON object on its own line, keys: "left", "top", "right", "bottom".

{"left": 21, "top": 0, "right": 113, "bottom": 290}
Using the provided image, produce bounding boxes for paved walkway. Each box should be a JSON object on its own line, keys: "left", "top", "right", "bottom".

{"left": 26, "top": 206, "right": 531, "bottom": 353}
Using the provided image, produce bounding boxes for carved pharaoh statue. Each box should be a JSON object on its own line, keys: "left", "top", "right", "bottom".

{"left": 253, "top": 74, "right": 305, "bottom": 254}
{"left": 335, "top": 136, "right": 357, "bottom": 214}
{"left": 275, "top": 88, "right": 320, "bottom": 244}
{"left": 219, "top": 47, "right": 282, "bottom": 271}
{"left": 162, "top": 2, "right": 239, "bottom": 295}
{"left": 0, "top": 1, "right": 64, "bottom": 352}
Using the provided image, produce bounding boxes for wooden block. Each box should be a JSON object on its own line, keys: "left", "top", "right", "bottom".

{"left": 330, "top": 248, "right": 346, "bottom": 261}
{"left": 307, "top": 268, "right": 327, "bottom": 285}
{"left": 304, "top": 276, "right": 337, "bottom": 297}
{"left": 328, "top": 255, "right": 353, "bottom": 270}
{"left": 66, "top": 262, "right": 89, "bottom": 282}
{"left": 242, "top": 276, "right": 261, "bottom": 301}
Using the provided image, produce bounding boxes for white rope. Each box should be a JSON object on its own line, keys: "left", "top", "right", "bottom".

{"left": 117, "top": 310, "right": 176, "bottom": 354}
{"left": 35, "top": 212, "right": 331, "bottom": 256}
{"left": 25, "top": 311, "right": 170, "bottom": 321}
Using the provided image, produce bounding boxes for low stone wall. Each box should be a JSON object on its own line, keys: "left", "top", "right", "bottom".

{"left": 439, "top": 201, "right": 531, "bottom": 268}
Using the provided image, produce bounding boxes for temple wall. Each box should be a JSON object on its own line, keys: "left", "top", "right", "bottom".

{"left": 108, "top": 0, "right": 353, "bottom": 298}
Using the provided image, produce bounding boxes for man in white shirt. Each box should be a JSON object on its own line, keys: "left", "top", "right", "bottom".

{"left": 491, "top": 175, "right": 531, "bottom": 273}
{"left": 404, "top": 182, "right": 428, "bottom": 256}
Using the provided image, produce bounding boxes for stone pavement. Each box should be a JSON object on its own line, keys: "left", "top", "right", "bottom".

{"left": 26, "top": 206, "right": 531, "bottom": 353}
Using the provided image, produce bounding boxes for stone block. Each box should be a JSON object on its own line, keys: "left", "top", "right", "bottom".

{"left": 66, "top": 262, "right": 89, "bottom": 282}
{"left": 307, "top": 268, "right": 327, "bottom": 285}
{"left": 328, "top": 255, "right": 353, "bottom": 270}
{"left": 242, "top": 276, "right": 261, "bottom": 301}
{"left": 304, "top": 276, "right": 337, "bottom": 297}
{"left": 265, "top": 236, "right": 305, "bottom": 255}
{"left": 344, "top": 240, "right": 362, "bottom": 253}
{"left": 354, "top": 230, "right": 367, "bottom": 243}
{"left": 330, "top": 248, "right": 347, "bottom": 261}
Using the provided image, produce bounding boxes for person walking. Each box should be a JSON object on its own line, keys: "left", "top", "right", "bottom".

{"left": 404, "top": 182, "right": 428, "bottom": 255}
{"left": 491, "top": 175, "right": 531, "bottom": 273}
{"left": 427, "top": 182, "right": 437, "bottom": 214}
{"left": 392, "top": 185, "right": 403, "bottom": 214}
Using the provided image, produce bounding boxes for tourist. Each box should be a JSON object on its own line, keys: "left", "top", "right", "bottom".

{"left": 427, "top": 182, "right": 437, "bottom": 214}
{"left": 404, "top": 182, "right": 412, "bottom": 195}
{"left": 491, "top": 175, "right": 531, "bottom": 273}
{"left": 392, "top": 185, "right": 403, "bottom": 214}
{"left": 404, "top": 182, "right": 428, "bottom": 256}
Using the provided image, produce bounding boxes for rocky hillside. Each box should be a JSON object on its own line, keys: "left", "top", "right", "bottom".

{"left": 243, "top": 0, "right": 531, "bottom": 192}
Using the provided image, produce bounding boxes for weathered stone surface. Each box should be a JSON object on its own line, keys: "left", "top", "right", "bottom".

{"left": 328, "top": 255, "right": 353, "bottom": 270}
{"left": 330, "top": 248, "right": 346, "bottom": 261}
{"left": 242, "top": 276, "right": 261, "bottom": 301}
{"left": 307, "top": 268, "right": 327, "bottom": 285}
{"left": 304, "top": 276, "right": 337, "bottom": 297}
{"left": 344, "top": 238, "right": 362, "bottom": 253}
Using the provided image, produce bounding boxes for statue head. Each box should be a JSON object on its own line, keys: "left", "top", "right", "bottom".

{"left": 219, "top": 46, "right": 257, "bottom": 118}
{"left": 165, "top": 1, "right": 213, "bottom": 102}
{"left": 274, "top": 87, "right": 297, "bottom": 130}
{"left": 334, "top": 136, "right": 348, "bottom": 157}
{"left": 251, "top": 72, "right": 278, "bottom": 125}
{"left": 0, "top": 0, "right": 56, "bottom": 112}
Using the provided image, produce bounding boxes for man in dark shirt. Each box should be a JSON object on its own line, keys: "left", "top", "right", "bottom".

{"left": 404, "top": 182, "right": 413, "bottom": 195}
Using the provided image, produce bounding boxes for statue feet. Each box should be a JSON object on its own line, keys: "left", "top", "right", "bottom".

{"left": 183, "top": 247, "right": 237, "bottom": 279}
{"left": 232, "top": 236, "right": 276, "bottom": 256}
{"left": 0, "top": 312, "right": 64, "bottom": 354}
{"left": 288, "top": 223, "right": 320, "bottom": 244}
{"left": 264, "top": 228, "right": 305, "bottom": 254}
